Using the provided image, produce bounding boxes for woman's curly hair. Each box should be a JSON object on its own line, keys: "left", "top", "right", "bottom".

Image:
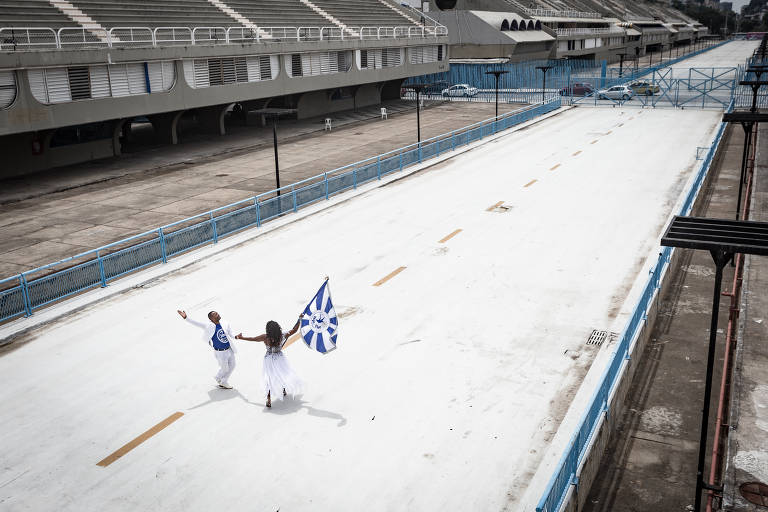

{"left": 265, "top": 320, "right": 283, "bottom": 348}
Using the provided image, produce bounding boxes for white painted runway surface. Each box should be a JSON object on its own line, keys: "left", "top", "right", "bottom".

{"left": 0, "top": 105, "right": 724, "bottom": 511}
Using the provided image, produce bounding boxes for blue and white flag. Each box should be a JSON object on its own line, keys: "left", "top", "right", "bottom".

{"left": 300, "top": 279, "right": 338, "bottom": 354}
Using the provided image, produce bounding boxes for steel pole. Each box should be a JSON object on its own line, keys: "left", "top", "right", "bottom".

{"left": 495, "top": 74, "right": 499, "bottom": 118}
{"left": 273, "top": 116, "right": 280, "bottom": 196}
{"left": 416, "top": 89, "right": 421, "bottom": 142}
{"left": 735, "top": 122, "right": 753, "bottom": 220}
{"left": 693, "top": 249, "right": 730, "bottom": 512}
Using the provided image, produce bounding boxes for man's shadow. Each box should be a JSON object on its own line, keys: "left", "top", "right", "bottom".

{"left": 266, "top": 396, "right": 347, "bottom": 427}
{"left": 187, "top": 388, "right": 262, "bottom": 410}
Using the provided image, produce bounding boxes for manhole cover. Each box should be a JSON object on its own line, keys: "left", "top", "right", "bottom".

{"left": 740, "top": 482, "right": 768, "bottom": 507}
{"left": 586, "top": 330, "right": 618, "bottom": 346}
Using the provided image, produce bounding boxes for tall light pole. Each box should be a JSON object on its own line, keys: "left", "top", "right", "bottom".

{"left": 535, "top": 65, "right": 552, "bottom": 103}
{"left": 403, "top": 82, "right": 431, "bottom": 143}
{"left": 485, "top": 69, "right": 509, "bottom": 118}
{"left": 616, "top": 53, "right": 627, "bottom": 77}
{"left": 262, "top": 108, "right": 293, "bottom": 197}
{"left": 635, "top": 46, "right": 640, "bottom": 74}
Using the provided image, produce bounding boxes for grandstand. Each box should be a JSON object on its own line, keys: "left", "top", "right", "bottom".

{"left": 0, "top": 0, "right": 448, "bottom": 176}
{"left": 67, "top": 0, "right": 238, "bottom": 28}
{"left": 423, "top": 0, "right": 705, "bottom": 61}
{"left": 0, "top": 0, "right": 77, "bottom": 29}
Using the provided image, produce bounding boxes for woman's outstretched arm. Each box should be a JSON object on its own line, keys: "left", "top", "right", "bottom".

{"left": 285, "top": 315, "right": 302, "bottom": 338}
{"left": 236, "top": 333, "right": 268, "bottom": 342}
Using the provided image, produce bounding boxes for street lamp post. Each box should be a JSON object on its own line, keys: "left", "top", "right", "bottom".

{"left": 635, "top": 46, "right": 640, "bottom": 74}
{"left": 403, "top": 82, "right": 431, "bottom": 143}
{"left": 616, "top": 53, "right": 626, "bottom": 77}
{"left": 272, "top": 114, "right": 280, "bottom": 195}
{"left": 261, "top": 108, "right": 295, "bottom": 197}
{"left": 535, "top": 65, "right": 552, "bottom": 103}
{"left": 485, "top": 69, "right": 509, "bottom": 118}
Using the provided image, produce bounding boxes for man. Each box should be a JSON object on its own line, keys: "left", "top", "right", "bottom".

{"left": 177, "top": 309, "right": 238, "bottom": 389}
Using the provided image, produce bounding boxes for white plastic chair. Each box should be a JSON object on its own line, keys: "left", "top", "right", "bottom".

{"left": 324, "top": 118, "right": 332, "bottom": 131}
{"left": 380, "top": 107, "right": 388, "bottom": 120}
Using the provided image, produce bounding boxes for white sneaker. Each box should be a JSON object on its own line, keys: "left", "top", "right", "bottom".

{"left": 218, "top": 382, "right": 233, "bottom": 389}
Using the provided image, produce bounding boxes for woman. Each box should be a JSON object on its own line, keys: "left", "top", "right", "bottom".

{"left": 236, "top": 316, "right": 304, "bottom": 407}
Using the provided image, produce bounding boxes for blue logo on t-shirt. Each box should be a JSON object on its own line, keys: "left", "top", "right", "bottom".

{"left": 211, "top": 324, "right": 231, "bottom": 350}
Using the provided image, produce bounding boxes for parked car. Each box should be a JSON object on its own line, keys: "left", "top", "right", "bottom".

{"left": 596, "top": 85, "right": 634, "bottom": 101}
{"left": 424, "top": 80, "right": 450, "bottom": 96}
{"left": 559, "top": 82, "right": 594, "bottom": 96}
{"left": 441, "top": 84, "right": 479, "bottom": 97}
{"left": 629, "top": 81, "right": 660, "bottom": 95}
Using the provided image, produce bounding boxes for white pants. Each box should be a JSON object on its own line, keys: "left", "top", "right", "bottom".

{"left": 213, "top": 348, "right": 236, "bottom": 385}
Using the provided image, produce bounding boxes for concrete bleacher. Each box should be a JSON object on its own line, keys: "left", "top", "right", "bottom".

{"left": 311, "top": 0, "right": 420, "bottom": 27}
{"left": 67, "top": 0, "right": 239, "bottom": 28}
{"left": 0, "top": 0, "right": 79, "bottom": 29}
{"left": 224, "top": 0, "right": 328, "bottom": 27}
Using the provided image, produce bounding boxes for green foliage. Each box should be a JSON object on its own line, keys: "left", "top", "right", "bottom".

{"left": 672, "top": 1, "right": 737, "bottom": 34}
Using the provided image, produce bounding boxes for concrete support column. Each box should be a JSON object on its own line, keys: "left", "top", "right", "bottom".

{"left": 196, "top": 103, "right": 233, "bottom": 136}
{"left": 112, "top": 119, "right": 129, "bottom": 157}
{"left": 149, "top": 111, "right": 184, "bottom": 145}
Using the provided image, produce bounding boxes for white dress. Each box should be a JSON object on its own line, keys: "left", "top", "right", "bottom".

{"left": 263, "top": 333, "right": 304, "bottom": 399}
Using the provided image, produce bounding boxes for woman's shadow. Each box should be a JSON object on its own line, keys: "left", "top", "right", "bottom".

{"left": 266, "top": 396, "right": 347, "bottom": 427}
{"left": 187, "top": 389, "right": 347, "bottom": 427}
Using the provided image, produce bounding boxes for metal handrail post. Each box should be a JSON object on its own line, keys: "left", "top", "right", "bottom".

{"left": 97, "top": 250, "right": 107, "bottom": 287}
{"left": 159, "top": 227, "right": 167, "bottom": 263}
{"left": 20, "top": 273, "right": 32, "bottom": 316}
{"left": 210, "top": 212, "right": 219, "bottom": 243}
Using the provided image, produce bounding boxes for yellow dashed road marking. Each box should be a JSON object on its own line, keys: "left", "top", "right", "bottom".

{"left": 439, "top": 229, "right": 462, "bottom": 243}
{"left": 97, "top": 412, "right": 184, "bottom": 467}
{"left": 373, "top": 266, "right": 407, "bottom": 287}
{"left": 590, "top": 140, "right": 598, "bottom": 144}
{"left": 524, "top": 179, "right": 537, "bottom": 188}
{"left": 486, "top": 201, "right": 504, "bottom": 212}
{"left": 572, "top": 150, "right": 582, "bottom": 156}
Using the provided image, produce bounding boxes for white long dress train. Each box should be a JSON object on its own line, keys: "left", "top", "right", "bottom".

{"left": 263, "top": 333, "right": 304, "bottom": 399}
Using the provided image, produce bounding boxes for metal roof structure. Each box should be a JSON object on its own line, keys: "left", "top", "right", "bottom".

{"left": 661, "top": 216, "right": 768, "bottom": 256}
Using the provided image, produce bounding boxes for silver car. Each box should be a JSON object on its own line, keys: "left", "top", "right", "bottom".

{"left": 596, "top": 85, "right": 634, "bottom": 101}
{"left": 441, "top": 84, "right": 479, "bottom": 97}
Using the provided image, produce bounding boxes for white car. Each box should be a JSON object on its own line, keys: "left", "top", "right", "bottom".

{"left": 441, "top": 84, "right": 479, "bottom": 97}
{"left": 596, "top": 85, "right": 634, "bottom": 101}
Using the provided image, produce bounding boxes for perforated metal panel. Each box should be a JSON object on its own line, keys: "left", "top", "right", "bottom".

{"left": 0, "top": 70, "right": 16, "bottom": 109}
{"left": 147, "top": 61, "right": 175, "bottom": 92}
{"left": 90, "top": 66, "right": 111, "bottom": 99}
{"left": 45, "top": 68, "right": 72, "bottom": 104}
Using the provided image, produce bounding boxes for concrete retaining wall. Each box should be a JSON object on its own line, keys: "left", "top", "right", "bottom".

{"left": 557, "top": 122, "right": 732, "bottom": 512}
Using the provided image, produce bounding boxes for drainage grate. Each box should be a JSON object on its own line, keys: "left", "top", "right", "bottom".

{"left": 586, "top": 330, "right": 617, "bottom": 346}
{"left": 740, "top": 482, "right": 768, "bottom": 507}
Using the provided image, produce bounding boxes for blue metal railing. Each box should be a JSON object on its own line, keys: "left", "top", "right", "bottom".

{"left": 534, "top": 99, "right": 733, "bottom": 512}
{"left": 0, "top": 98, "right": 562, "bottom": 324}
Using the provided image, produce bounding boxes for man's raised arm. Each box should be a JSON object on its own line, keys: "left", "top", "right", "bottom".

{"left": 177, "top": 310, "right": 207, "bottom": 330}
